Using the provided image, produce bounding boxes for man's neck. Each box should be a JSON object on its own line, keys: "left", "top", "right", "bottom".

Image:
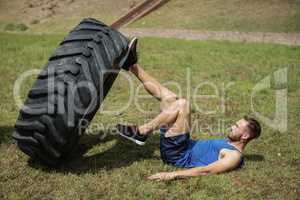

{"left": 228, "top": 140, "right": 247, "bottom": 152}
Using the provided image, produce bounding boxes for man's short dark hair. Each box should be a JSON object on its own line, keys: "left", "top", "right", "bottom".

{"left": 244, "top": 116, "right": 261, "bottom": 140}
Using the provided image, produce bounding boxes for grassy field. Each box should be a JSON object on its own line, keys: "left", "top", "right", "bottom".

{"left": 0, "top": 32, "right": 300, "bottom": 199}
{"left": 130, "top": 0, "right": 300, "bottom": 33}
{"left": 0, "top": 0, "right": 299, "bottom": 34}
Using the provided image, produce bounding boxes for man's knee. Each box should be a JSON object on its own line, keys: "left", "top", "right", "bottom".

{"left": 176, "top": 98, "right": 190, "bottom": 114}
{"left": 160, "top": 95, "right": 178, "bottom": 111}
{"left": 162, "top": 95, "right": 178, "bottom": 104}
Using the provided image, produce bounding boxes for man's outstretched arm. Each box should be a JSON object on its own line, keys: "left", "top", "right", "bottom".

{"left": 148, "top": 151, "right": 241, "bottom": 181}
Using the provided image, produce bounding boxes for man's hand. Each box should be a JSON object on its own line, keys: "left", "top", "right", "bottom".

{"left": 147, "top": 172, "right": 177, "bottom": 181}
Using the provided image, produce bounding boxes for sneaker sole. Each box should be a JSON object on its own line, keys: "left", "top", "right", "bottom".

{"left": 128, "top": 37, "right": 138, "bottom": 53}
{"left": 117, "top": 131, "right": 145, "bottom": 146}
{"left": 119, "top": 37, "right": 138, "bottom": 68}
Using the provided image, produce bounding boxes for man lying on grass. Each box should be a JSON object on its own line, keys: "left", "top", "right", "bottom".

{"left": 116, "top": 38, "right": 261, "bottom": 181}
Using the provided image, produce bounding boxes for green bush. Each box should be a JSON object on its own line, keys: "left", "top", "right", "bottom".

{"left": 4, "top": 23, "right": 28, "bottom": 31}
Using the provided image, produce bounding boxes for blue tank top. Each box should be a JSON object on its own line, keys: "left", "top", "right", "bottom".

{"left": 175, "top": 139, "right": 242, "bottom": 168}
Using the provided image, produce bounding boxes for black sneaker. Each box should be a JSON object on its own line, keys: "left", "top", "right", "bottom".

{"left": 116, "top": 124, "right": 147, "bottom": 145}
{"left": 119, "top": 37, "right": 138, "bottom": 71}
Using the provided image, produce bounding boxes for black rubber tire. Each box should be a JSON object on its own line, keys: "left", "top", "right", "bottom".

{"left": 13, "top": 18, "right": 129, "bottom": 167}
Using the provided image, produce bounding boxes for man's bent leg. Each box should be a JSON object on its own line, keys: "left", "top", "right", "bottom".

{"left": 163, "top": 98, "right": 190, "bottom": 137}
{"left": 139, "top": 99, "right": 190, "bottom": 136}
{"left": 116, "top": 98, "right": 190, "bottom": 145}
{"left": 159, "top": 99, "right": 191, "bottom": 166}
{"left": 138, "top": 99, "right": 181, "bottom": 134}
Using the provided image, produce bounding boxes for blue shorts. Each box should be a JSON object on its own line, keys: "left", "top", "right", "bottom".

{"left": 159, "top": 128, "right": 190, "bottom": 166}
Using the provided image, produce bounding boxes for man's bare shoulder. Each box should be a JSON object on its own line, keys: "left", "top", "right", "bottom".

{"left": 220, "top": 148, "right": 242, "bottom": 160}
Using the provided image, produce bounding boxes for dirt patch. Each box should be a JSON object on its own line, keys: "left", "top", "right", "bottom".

{"left": 21, "top": 0, "right": 76, "bottom": 24}
{"left": 0, "top": 0, "right": 143, "bottom": 26}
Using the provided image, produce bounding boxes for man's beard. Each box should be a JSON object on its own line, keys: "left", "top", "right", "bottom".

{"left": 227, "top": 133, "right": 238, "bottom": 142}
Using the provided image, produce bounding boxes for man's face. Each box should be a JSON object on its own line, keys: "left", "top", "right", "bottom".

{"left": 227, "top": 119, "right": 250, "bottom": 142}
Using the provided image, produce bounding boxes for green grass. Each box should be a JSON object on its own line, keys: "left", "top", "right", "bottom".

{"left": 0, "top": 32, "right": 300, "bottom": 199}
{"left": 130, "top": 0, "right": 300, "bottom": 33}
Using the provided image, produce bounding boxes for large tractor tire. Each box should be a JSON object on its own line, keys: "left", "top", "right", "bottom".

{"left": 13, "top": 18, "right": 129, "bottom": 167}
